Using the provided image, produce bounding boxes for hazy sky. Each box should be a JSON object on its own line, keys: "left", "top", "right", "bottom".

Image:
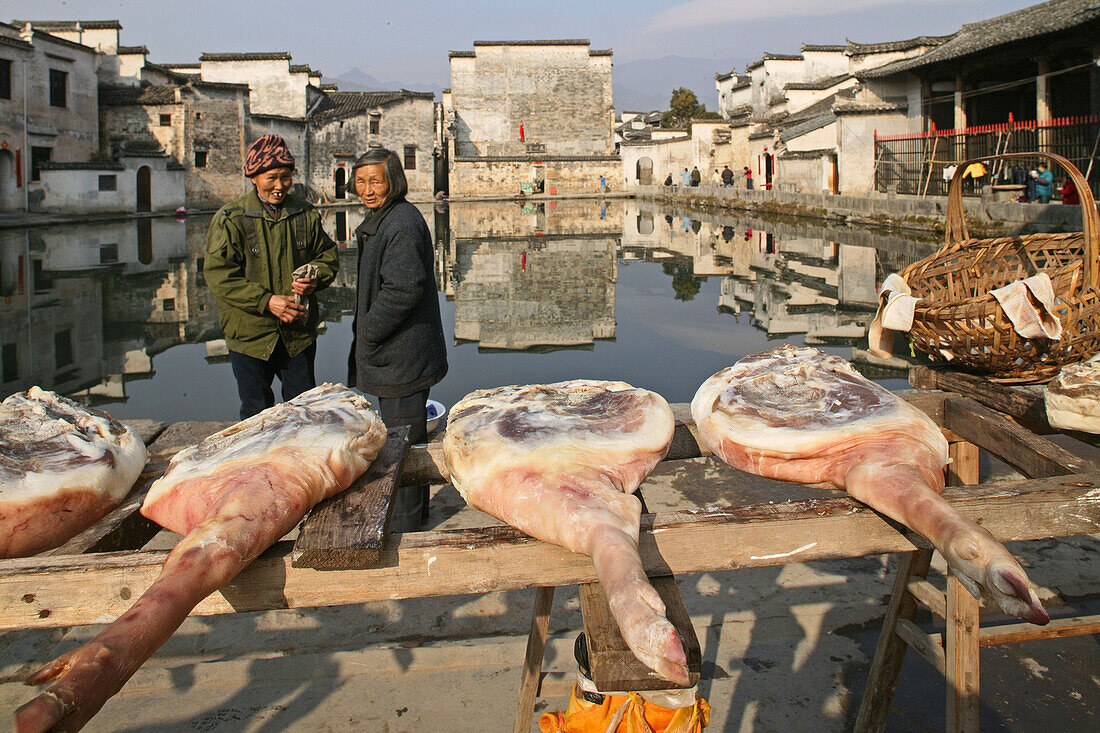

{"left": 5, "top": 0, "right": 1039, "bottom": 85}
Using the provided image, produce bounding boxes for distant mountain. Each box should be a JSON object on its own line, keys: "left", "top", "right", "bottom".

{"left": 325, "top": 67, "right": 444, "bottom": 98}
{"left": 613, "top": 55, "right": 749, "bottom": 113}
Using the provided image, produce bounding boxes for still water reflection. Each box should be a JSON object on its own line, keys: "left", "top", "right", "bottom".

{"left": 0, "top": 200, "right": 937, "bottom": 422}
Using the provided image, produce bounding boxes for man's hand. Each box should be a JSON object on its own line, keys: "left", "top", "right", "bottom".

{"left": 291, "top": 276, "right": 318, "bottom": 296}
{"left": 267, "top": 295, "right": 306, "bottom": 323}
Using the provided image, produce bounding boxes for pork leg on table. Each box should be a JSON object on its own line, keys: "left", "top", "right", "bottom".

{"left": 442, "top": 380, "right": 689, "bottom": 685}
{"left": 691, "top": 346, "right": 1048, "bottom": 625}
{"left": 15, "top": 384, "right": 387, "bottom": 733}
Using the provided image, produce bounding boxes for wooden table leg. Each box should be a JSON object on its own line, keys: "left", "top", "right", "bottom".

{"left": 513, "top": 586, "right": 556, "bottom": 733}
{"left": 945, "top": 439, "right": 981, "bottom": 732}
{"left": 853, "top": 548, "right": 934, "bottom": 733}
{"left": 946, "top": 574, "right": 981, "bottom": 732}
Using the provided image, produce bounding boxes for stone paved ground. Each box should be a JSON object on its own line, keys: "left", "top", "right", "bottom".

{"left": 2, "top": 434, "right": 1098, "bottom": 731}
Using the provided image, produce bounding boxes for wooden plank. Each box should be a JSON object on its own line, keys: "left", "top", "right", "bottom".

{"left": 906, "top": 578, "right": 947, "bottom": 620}
{"left": 944, "top": 395, "right": 1090, "bottom": 478}
{"left": 853, "top": 550, "right": 934, "bottom": 733}
{"left": 946, "top": 573, "right": 981, "bottom": 733}
{"left": 398, "top": 393, "right": 948, "bottom": 487}
{"left": 910, "top": 367, "right": 1049, "bottom": 426}
{"left": 946, "top": 440, "right": 980, "bottom": 489}
{"left": 910, "top": 366, "right": 1100, "bottom": 447}
{"left": 2, "top": 472, "right": 1097, "bottom": 631}
{"left": 579, "top": 575, "right": 702, "bottom": 691}
{"left": 921, "top": 614, "right": 1100, "bottom": 648}
{"left": 895, "top": 617, "right": 946, "bottom": 676}
{"left": 513, "top": 587, "right": 555, "bottom": 733}
{"left": 292, "top": 426, "right": 411, "bottom": 570}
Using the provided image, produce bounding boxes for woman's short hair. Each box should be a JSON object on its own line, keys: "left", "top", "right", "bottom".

{"left": 349, "top": 147, "right": 408, "bottom": 203}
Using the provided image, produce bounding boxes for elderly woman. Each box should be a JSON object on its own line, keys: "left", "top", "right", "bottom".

{"left": 204, "top": 134, "right": 338, "bottom": 419}
{"left": 350, "top": 147, "right": 448, "bottom": 530}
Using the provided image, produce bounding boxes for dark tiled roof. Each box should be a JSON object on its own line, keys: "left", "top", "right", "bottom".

{"left": 715, "top": 71, "right": 735, "bottom": 81}
{"left": 847, "top": 35, "right": 952, "bottom": 55}
{"left": 99, "top": 84, "right": 181, "bottom": 106}
{"left": 141, "top": 61, "right": 191, "bottom": 82}
{"left": 310, "top": 90, "right": 434, "bottom": 123}
{"left": 785, "top": 74, "right": 853, "bottom": 91}
{"left": 164, "top": 62, "right": 200, "bottom": 69}
{"left": 779, "top": 112, "right": 835, "bottom": 142}
{"left": 746, "top": 58, "right": 764, "bottom": 71}
{"left": 117, "top": 45, "right": 148, "bottom": 55}
{"left": 763, "top": 52, "right": 803, "bottom": 61}
{"left": 200, "top": 52, "right": 291, "bottom": 61}
{"left": 192, "top": 80, "right": 249, "bottom": 91}
{"left": 801, "top": 44, "right": 846, "bottom": 52}
{"left": 832, "top": 99, "right": 906, "bottom": 114}
{"left": 0, "top": 35, "right": 33, "bottom": 52}
{"left": 16, "top": 20, "right": 122, "bottom": 30}
{"left": 730, "top": 79, "right": 750, "bottom": 91}
{"left": 119, "top": 139, "right": 167, "bottom": 155}
{"left": 860, "top": 0, "right": 1100, "bottom": 77}
{"left": 25, "top": 28, "right": 96, "bottom": 53}
{"left": 290, "top": 64, "right": 311, "bottom": 73}
{"left": 590, "top": 49, "right": 612, "bottom": 56}
{"left": 780, "top": 148, "right": 836, "bottom": 159}
{"left": 449, "top": 51, "right": 475, "bottom": 58}
{"left": 39, "top": 161, "right": 125, "bottom": 171}
{"left": 473, "top": 39, "right": 590, "bottom": 46}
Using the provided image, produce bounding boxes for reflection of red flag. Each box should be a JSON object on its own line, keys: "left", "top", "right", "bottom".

{"left": 520, "top": 122, "right": 525, "bottom": 142}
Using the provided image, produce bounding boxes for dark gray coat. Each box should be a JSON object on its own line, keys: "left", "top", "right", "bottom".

{"left": 353, "top": 200, "right": 447, "bottom": 398}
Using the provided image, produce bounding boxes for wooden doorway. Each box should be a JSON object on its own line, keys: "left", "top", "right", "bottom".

{"left": 136, "top": 166, "right": 152, "bottom": 212}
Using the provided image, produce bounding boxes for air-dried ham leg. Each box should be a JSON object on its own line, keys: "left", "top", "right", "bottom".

{"left": 15, "top": 384, "right": 387, "bottom": 733}
{"left": 0, "top": 388, "right": 147, "bottom": 558}
{"left": 692, "top": 346, "right": 1048, "bottom": 625}
{"left": 443, "top": 380, "right": 688, "bottom": 684}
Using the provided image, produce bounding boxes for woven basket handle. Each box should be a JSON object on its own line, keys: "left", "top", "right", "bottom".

{"left": 945, "top": 151, "right": 1099, "bottom": 289}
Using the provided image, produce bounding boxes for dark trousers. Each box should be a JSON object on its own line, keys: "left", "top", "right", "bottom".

{"left": 229, "top": 341, "right": 316, "bottom": 420}
{"left": 378, "top": 389, "right": 430, "bottom": 532}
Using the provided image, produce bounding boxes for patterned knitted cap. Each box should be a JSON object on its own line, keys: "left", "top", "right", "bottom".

{"left": 244, "top": 134, "right": 295, "bottom": 177}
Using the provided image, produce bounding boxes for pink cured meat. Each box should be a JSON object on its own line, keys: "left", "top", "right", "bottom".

{"left": 443, "top": 380, "right": 688, "bottom": 685}
{"left": 0, "top": 388, "right": 146, "bottom": 558}
{"left": 691, "top": 345, "right": 1048, "bottom": 625}
{"left": 15, "top": 384, "right": 387, "bottom": 733}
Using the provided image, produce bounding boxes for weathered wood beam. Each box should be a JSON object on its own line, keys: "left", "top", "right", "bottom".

{"left": 292, "top": 426, "right": 410, "bottom": 569}
{"left": 943, "top": 395, "right": 1090, "bottom": 478}
{"left": 2, "top": 471, "right": 1097, "bottom": 632}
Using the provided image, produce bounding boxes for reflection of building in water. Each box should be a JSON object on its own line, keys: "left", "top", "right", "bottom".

{"left": 451, "top": 235, "right": 616, "bottom": 351}
{"left": 0, "top": 217, "right": 227, "bottom": 403}
{"left": 446, "top": 200, "right": 617, "bottom": 351}
{"left": 622, "top": 200, "right": 905, "bottom": 345}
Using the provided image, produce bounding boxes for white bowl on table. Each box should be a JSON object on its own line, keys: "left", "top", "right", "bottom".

{"left": 426, "top": 399, "right": 446, "bottom": 434}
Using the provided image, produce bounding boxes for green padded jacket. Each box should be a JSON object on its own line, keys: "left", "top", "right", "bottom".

{"left": 203, "top": 188, "right": 339, "bottom": 360}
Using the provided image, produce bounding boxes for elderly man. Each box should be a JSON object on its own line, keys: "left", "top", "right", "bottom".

{"left": 204, "top": 134, "right": 339, "bottom": 419}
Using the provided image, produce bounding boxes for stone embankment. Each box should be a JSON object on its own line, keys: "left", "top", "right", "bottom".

{"left": 636, "top": 184, "right": 1094, "bottom": 238}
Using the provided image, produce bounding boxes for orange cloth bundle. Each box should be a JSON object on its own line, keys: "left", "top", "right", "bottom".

{"left": 539, "top": 684, "right": 710, "bottom": 733}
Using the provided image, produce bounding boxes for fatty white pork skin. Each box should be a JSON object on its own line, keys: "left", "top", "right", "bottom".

{"left": 443, "top": 380, "right": 688, "bottom": 685}
{"left": 692, "top": 346, "right": 1048, "bottom": 625}
{"left": 0, "top": 388, "right": 146, "bottom": 558}
{"left": 14, "top": 384, "right": 387, "bottom": 733}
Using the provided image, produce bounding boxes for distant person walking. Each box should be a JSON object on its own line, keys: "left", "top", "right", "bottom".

{"left": 690, "top": 166, "right": 701, "bottom": 187}
{"left": 1059, "top": 178, "right": 1079, "bottom": 205}
{"left": 744, "top": 167, "right": 754, "bottom": 190}
{"left": 204, "top": 134, "right": 339, "bottom": 420}
{"left": 680, "top": 168, "right": 691, "bottom": 186}
{"left": 711, "top": 169, "right": 722, "bottom": 187}
{"left": 1034, "top": 162, "right": 1054, "bottom": 203}
{"left": 721, "top": 165, "right": 734, "bottom": 187}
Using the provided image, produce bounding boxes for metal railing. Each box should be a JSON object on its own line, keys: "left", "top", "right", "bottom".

{"left": 874, "top": 115, "right": 1100, "bottom": 198}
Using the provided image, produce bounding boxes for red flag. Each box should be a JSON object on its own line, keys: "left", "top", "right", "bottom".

{"left": 520, "top": 122, "right": 525, "bottom": 142}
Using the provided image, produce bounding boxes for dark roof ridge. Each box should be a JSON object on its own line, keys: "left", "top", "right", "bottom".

{"left": 472, "top": 39, "right": 590, "bottom": 46}
{"left": 200, "top": 51, "right": 292, "bottom": 61}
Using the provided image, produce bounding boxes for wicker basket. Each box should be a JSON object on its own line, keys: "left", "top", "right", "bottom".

{"left": 900, "top": 152, "right": 1100, "bottom": 383}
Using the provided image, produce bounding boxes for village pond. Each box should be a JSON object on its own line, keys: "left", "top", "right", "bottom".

{"left": 0, "top": 199, "right": 940, "bottom": 422}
